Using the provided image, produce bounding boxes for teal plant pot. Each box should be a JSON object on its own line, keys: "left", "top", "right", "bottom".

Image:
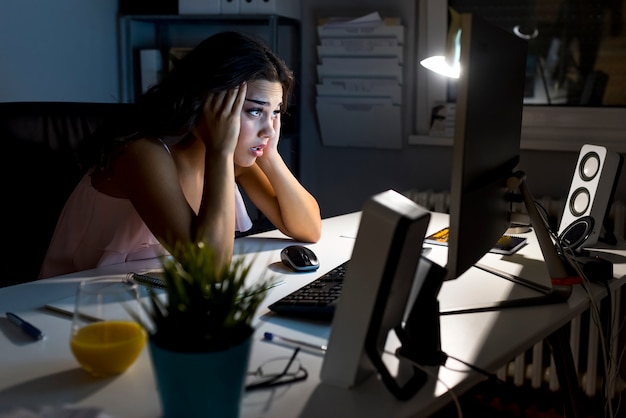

{"left": 149, "top": 336, "right": 252, "bottom": 418}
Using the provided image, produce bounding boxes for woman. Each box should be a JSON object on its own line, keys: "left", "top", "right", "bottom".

{"left": 39, "top": 31, "right": 321, "bottom": 278}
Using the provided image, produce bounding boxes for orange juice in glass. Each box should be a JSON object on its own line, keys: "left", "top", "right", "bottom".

{"left": 71, "top": 277, "right": 147, "bottom": 377}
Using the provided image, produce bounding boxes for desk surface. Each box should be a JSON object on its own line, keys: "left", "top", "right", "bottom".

{"left": 0, "top": 212, "right": 624, "bottom": 417}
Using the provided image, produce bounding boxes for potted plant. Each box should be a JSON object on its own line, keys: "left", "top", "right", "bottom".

{"left": 138, "top": 240, "right": 274, "bottom": 418}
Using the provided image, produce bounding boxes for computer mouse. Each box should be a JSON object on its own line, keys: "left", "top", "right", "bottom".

{"left": 280, "top": 245, "right": 320, "bottom": 272}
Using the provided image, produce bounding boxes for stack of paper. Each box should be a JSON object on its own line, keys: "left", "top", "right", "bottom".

{"left": 315, "top": 12, "right": 404, "bottom": 149}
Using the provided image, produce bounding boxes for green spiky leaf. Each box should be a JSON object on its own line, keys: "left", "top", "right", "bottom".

{"left": 144, "top": 241, "right": 274, "bottom": 352}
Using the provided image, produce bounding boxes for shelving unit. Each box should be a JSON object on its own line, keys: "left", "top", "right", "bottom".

{"left": 117, "top": 14, "right": 301, "bottom": 176}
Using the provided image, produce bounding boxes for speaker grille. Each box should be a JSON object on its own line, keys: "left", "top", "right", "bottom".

{"left": 569, "top": 187, "right": 591, "bottom": 217}
{"left": 579, "top": 151, "right": 600, "bottom": 181}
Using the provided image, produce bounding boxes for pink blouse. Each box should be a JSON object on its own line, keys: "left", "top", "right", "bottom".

{"left": 39, "top": 171, "right": 253, "bottom": 279}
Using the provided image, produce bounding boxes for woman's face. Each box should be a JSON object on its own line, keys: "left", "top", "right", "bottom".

{"left": 234, "top": 79, "right": 283, "bottom": 167}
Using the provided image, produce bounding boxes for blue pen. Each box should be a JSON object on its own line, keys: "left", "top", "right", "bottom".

{"left": 263, "top": 332, "right": 327, "bottom": 353}
{"left": 6, "top": 312, "right": 45, "bottom": 340}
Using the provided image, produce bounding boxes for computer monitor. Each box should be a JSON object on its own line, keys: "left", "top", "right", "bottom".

{"left": 445, "top": 13, "right": 528, "bottom": 282}
{"left": 443, "top": 13, "right": 573, "bottom": 307}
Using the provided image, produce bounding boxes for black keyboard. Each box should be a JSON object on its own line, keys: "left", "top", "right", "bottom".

{"left": 268, "top": 260, "right": 349, "bottom": 320}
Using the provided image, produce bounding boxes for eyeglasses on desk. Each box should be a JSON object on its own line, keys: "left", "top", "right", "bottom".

{"left": 245, "top": 347, "right": 308, "bottom": 391}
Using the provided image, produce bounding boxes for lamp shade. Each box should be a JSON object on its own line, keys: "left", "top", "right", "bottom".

{"left": 420, "top": 7, "right": 462, "bottom": 79}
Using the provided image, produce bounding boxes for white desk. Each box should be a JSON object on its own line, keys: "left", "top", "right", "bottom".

{"left": 0, "top": 212, "right": 624, "bottom": 417}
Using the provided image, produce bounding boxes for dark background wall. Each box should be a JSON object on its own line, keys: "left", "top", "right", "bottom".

{"left": 1, "top": 0, "right": 623, "bottom": 221}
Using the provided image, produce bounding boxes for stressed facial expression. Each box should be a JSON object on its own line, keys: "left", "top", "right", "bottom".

{"left": 234, "top": 79, "right": 283, "bottom": 167}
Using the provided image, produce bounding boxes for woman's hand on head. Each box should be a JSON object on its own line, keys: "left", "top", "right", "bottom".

{"left": 194, "top": 82, "right": 247, "bottom": 153}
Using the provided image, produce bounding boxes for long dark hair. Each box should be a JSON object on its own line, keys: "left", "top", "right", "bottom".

{"left": 80, "top": 31, "right": 294, "bottom": 172}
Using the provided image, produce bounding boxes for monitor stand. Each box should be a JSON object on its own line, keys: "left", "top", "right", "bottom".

{"left": 474, "top": 171, "right": 577, "bottom": 308}
{"left": 441, "top": 171, "right": 578, "bottom": 315}
{"left": 364, "top": 256, "right": 448, "bottom": 400}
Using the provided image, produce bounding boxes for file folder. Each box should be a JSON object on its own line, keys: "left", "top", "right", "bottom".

{"left": 316, "top": 77, "right": 402, "bottom": 104}
{"left": 317, "top": 44, "right": 403, "bottom": 64}
{"left": 316, "top": 97, "right": 402, "bottom": 149}
{"left": 318, "top": 23, "right": 404, "bottom": 44}
{"left": 317, "top": 57, "right": 402, "bottom": 82}
{"left": 315, "top": 14, "right": 404, "bottom": 149}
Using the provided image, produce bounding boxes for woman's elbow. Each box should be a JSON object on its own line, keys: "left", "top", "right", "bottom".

{"left": 297, "top": 220, "right": 322, "bottom": 243}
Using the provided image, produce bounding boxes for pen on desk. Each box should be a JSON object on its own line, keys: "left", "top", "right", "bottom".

{"left": 6, "top": 312, "right": 45, "bottom": 340}
{"left": 263, "top": 331, "right": 327, "bottom": 353}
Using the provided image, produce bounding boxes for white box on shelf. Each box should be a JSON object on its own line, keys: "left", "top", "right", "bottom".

{"left": 220, "top": 0, "right": 240, "bottom": 14}
{"left": 179, "top": 0, "right": 221, "bottom": 14}
{"left": 256, "top": 0, "right": 300, "bottom": 19}
{"left": 239, "top": 0, "right": 257, "bottom": 14}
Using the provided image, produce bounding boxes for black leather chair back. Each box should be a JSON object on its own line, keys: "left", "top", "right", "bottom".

{"left": 1, "top": 102, "right": 129, "bottom": 286}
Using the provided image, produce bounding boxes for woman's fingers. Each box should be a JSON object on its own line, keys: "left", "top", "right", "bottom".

{"left": 197, "top": 83, "right": 246, "bottom": 152}
{"left": 207, "top": 82, "right": 246, "bottom": 117}
{"left": 232, "top": 81, "right": 247, "bottom": 113}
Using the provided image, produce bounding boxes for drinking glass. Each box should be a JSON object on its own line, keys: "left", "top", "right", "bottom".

{"left": 70, "top": 277, "right": 147, "bottom": 377}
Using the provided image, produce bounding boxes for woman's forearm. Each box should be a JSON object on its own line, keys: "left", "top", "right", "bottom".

{"left": 255, "top": 156, "right": 321, "bottom": 242}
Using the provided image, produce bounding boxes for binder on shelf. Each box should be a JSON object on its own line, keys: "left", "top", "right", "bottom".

{"left": 220, "top": 0, "right": 240, "bottom": 14}
{"left": 179, "top": 0, "right": 220, "bottom": 14}
{"left": 316, "top": 97, "right": 402, "bottom": 149}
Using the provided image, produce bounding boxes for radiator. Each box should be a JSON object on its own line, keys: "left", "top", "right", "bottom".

{"left": 404, "top": 189, "right": 626, "bottom": 397}
{"left": 497, "top": 289, "right": 625, "bottom": 398}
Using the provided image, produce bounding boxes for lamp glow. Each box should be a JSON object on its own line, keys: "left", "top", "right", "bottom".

{"left": 420, "top": 7, "right": 462, "bottom": 79}
{"left": 420, "top": 55, "right": 460, "bottom": 79}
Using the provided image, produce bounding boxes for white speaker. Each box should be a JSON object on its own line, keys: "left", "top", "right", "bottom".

{"left": 558, "top": 144, "right": 623, "bottom": 250}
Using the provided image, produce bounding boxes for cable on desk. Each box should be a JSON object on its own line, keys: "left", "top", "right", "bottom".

{"left": 519, "top": 200, "right": 622, "bottom": 417}
{"left": 443, "top": 354, "right": 507, "bottom": 386}
{"left": 562, "top": 243, "right": 621, "bottom": 418}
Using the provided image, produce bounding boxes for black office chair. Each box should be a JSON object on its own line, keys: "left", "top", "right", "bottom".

{"left": 0, "top": 102, "right": 130, "bottom": 286}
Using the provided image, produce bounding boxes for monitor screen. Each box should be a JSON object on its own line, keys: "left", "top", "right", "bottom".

{"left": 446, "top": 13, "right": 528, "bottom": 281}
